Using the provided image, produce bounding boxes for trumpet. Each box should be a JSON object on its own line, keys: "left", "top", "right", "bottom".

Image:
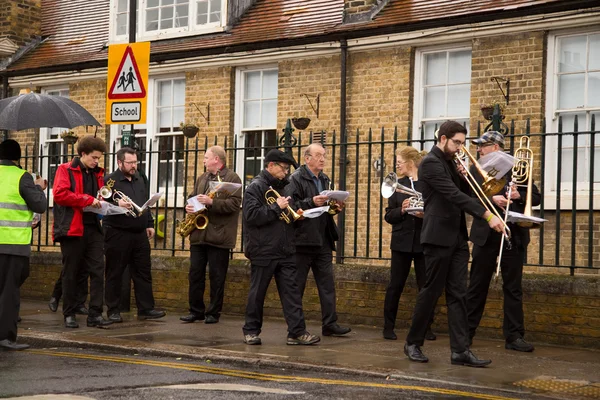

{"left": 97, "top": 178, "right": 143, "bottom": 218}
{"left": 454, "top": 147, "right": 511, "bottom": 240}
{"left": 265, "top": 186, "right": 303, "bottom": 224}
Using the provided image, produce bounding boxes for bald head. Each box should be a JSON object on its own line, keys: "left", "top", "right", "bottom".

{"left": 304, "top": 143, "right": 326, "bottom": 175}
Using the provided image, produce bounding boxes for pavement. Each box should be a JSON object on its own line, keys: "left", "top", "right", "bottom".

{"left": 15, "top": 299, "right": 600, "bottom": 400}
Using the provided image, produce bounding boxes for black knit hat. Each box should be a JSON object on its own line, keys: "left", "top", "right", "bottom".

{"left": 264, "top": 149, "right": 298, "bottom": 168}
{"left": 0, "top": 139, "right": 21, "bottom": 161}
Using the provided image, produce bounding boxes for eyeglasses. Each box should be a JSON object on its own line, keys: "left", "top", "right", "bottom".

{"left": 122, "top": 160, "right": 137, "bottom": 165}
{"left": 476, "top": 142, "right": 495, "bottom": 149}
{"left": 308, "top": 153, "right": 326, "bottom": 161}
{"left": 274, "top": 162, "right": 290, "bottom": 172}
{"left": 450, "top": 139, "right": 465, "bottom": 147}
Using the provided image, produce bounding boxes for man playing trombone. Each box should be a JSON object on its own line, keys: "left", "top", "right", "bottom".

{"left": 404, "top": 121, "right": 504, "bottom": 367}
{"left": 102, "top": 147, "right": 165, "bottom": 323}
{"left": 242, "top": 149, "right": 320, "bottom": 346}
{"left": 466, "top": 131, "right": 540, "bottom": 352}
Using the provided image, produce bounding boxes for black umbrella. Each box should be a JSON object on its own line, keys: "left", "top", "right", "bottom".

{"left": 0, "top": 92, "right": 101, "bottom": 131}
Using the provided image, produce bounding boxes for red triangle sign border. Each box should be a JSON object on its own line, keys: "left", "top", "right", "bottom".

{"left": 108, "top": 45, "right": 147, "bottom": 100}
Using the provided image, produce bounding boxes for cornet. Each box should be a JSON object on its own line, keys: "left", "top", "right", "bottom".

{"left": 113, "top": 191, "right": 144, "bottom": 217}
{"left": 265, "top": 186, "right": 303, "bottom": 224}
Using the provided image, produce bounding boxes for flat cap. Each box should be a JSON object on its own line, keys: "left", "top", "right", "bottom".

{"left": 264, "top": 149, "right": 298, "bottom": 169}
{"left": 472, "top": 131, "right": 505, "bottom": 148}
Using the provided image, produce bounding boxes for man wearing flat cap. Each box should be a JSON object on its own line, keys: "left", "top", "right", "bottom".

{"left": 0, "top": 139, "right": 47, "bottom": 350}
{"left": 242, "top": 149, "right": 320, "bottom": 346}
{"left": 466, "top": 131, "right": 541, "bottom": 353}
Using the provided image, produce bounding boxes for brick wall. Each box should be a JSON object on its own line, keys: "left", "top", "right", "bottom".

{"left": 0, "top": 0, "right": 41, "bottom": 47}
{"left": 344, "top": 0, "right": 378, "bottom": 14}
{"left": 22, "top": 252, "right": 600, "bottom": 349}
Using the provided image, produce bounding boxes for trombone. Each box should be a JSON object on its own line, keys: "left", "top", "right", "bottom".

{"left": 265, "top": 186, "right": 303, "bottom": 224}
{"left": 454, "top": 146, "right": 511, "bottom": 240}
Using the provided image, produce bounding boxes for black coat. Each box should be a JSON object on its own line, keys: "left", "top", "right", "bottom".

{"left": 285, "top": 165, "right": 339, "bottom": 251}
{"left": 384, "top": 176, "right": 423, "bottom": 253}
{"left": 469, "top": 162, "right": 541, "bottom": 249}
{"left": 420, "top": 146, "right": 487, "bottom": 247}
{"left": 242, "top": 169, "right": 296, "bottom": 265}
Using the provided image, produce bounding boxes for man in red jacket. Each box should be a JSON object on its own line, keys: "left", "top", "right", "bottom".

{"left": 52, "top": 136, "right": 112, "bottom": 329}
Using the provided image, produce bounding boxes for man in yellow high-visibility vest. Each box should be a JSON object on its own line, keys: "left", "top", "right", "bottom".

{"left": 0, "top": 139, "right": 47, "bottom": 351}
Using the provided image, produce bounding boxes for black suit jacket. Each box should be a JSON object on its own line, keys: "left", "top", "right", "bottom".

{"left": 384, "top": 176, "right": 423, "bottom": 253}
{"left": 420, "top": 146, "right": 487, "bottom": 247}
{"left": 468, "top": 160, "right": 541, "bottom": 248}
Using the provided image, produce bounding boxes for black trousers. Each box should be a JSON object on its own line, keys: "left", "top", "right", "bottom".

{"left": 0, "top": 254, "right": 28, "bottom": 342}
{"left": 188, "top": 244, "right": 230, "bottom": 318}
{"left": 384, "top": 251, "right": 435, "bottom": 332}
{"left": 104, "top": 228, "right": 155, "bottom": 315}
{"left": 295, "top": 244, "right": 338, "bottom": 328}
{"left": 60, "top": 226, "right": 105, "bottom": 317}
{"left": 406, "top": 238, "right": 470, "bottom": 353}
{"left": 51, "top": 266, "right": 88, "bottom": 307}
{"left": 467, "top": 232, "right": 525, "bottom": 343}
{"left": 243, "top": 258, "right": 306, "bottom": 337}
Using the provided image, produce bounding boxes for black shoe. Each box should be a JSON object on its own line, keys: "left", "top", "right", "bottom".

{"left": 64, "top": 315, "right": 78, "bottom": 329}
{"left": 17, "top": 316, "right": 22, "bottom": 323}
{"left": 48, "top": 297, "right": 58, "bottom": 313}
{"left": 138, "top": 309, "right": 166, "bottom": 320}
{"left": 180, "top": 313, "right": 204, "bottom": 323}
{"left": 425, "top": 328, "right": 437, "bottom": 341}
{"left": 505, "top": 338, "right": 534, "bottom": 352}
{"left": 404, "top": 343, "right": 428, "bottom": 363}
{"left": 322, "top": 324, "right": 351, "bottom": 336}
{"left": 108, "top": 313, "right": 123, "bottom": 323}
{"left": 451, "top": 350, "right": 491, "bottom": 367}
{"left": 0, "top": 339, "right": 30, "bottom": 351}
{"left": 87, "top": 315, "right": 113, "bottom": 327}
{"left": 205, "top": 315, "right": 219, "bottom": 324}
{"left": 383, "top": 330, "right": 397, "bottom": 340}
{"left": 74, "top": 306, "right": 89, "bottom": 315}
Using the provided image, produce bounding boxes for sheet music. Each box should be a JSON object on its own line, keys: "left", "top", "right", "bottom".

{"left": 141, "top": 192, "right": 163, "bottom": 211}
{"left": 187, "top": 196, "right": 206, "bottom": 212}
{"left": 478, "top": 151, "right": 516, "bottom": 181}
{"left": 506, "top": 211, "right": 547, "bottom": 224}
{"left": 320, "top": 190, "right": 350, "bottom": 201}
{"left": 302, "top": 205, "right": 330, "bottom": 219}
{"left": 209, "top": 181, "right": 242, "bottom": 194}
{"left": 84, "top": 202, "right": 129, "bottom": 216}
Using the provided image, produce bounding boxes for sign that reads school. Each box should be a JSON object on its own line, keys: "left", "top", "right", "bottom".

{"left": 106, "top": 42, "right": 150, "bottom": 124}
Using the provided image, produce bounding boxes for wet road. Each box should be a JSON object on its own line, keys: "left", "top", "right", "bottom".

{"left": 0, "top": 348, "right": 556, "bottom": 400}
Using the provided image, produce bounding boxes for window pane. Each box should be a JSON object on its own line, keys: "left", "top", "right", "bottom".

{"left": 158, "top": 81, "right": 172, "bottom": 106}
{"left": 448, "top": 50, "right": 471, "bottom": 83}
{"left": 558, "top": 74, "right": 585, "bottom": 109}
{"left": 175, "top": 5, "right": 188, "bottom": 26}
{"left": 589, "top": 72, "right": 600, "bottom": 107}
{"left": 244, "top": 71, "right": 261, "bottom": 99}
{"left": 118, "top": 0, "right": 129, "bottom": 12}
{"left": 163, "top": 0, "right": 174, "bottom": 5}
{"left": 559, "top": 35, "right": 587, "bottom": 73}
{"left": 590, "top": 34, "right": 600, "bottom": 71}
{"left": 261, "top": 99, "right": 277, "bottom": 127}
{"left": 146, "top": 9, "right": 159, "bottom": 31}
{"left": 425, "top": 52, "right": 446, "bottom": 86}
{"left": 197, "top": 0, "right": 208, "bottom": 24}
{"left": 209, "top": 0, "right": 221, "bottom": 23}
{"left": 148, "top": 0, "right": 159, "bottom": 7}
{"left": 243, "top": 101, "right": 260, "bottom": 128}
{"left": 173, "top": 79, "right": 185, "bottom": 105}
{"left": 158, "top": 107, "right": 171, "bottom": 128}
{"left": 117, "top": 14, "right": 127, "bottom": 35}
{"left": 262, "top": 70, "right": 278, "bottom": 98}
{"left": 447, "top": 84, "right": 470, "bottom": 117}
{"left": 424, "top": 86, "right": 445, "bottom": 118}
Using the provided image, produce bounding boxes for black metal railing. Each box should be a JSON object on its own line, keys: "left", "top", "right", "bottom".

{"left": 21, "top": 116, "right": 598, "bottom": 273}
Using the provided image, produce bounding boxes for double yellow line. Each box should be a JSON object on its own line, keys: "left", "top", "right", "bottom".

{"left": 29, "top": 349, "right": 519, "bottom": 400}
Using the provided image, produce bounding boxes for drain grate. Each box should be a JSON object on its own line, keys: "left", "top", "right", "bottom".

{"left": 514, "top": 377, "right": 600, "bottom": 399}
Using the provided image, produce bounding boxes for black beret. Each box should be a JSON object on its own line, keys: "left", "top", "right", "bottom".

{"left": 0, "top": 139, "right": 21, "bottom": 161}
{"left": 264, "top": 149, "right": 298, "bottom": 169}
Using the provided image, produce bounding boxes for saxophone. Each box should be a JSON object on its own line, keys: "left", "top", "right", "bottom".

{"left": 176, "top": 174, "right": 221, "bottom": 237}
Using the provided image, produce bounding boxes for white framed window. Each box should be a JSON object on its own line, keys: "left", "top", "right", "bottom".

{"left": 110, "top": 75, "right": 186, "bottom": 206}
{"left": 109, "top": 0, "right": 227, "bottom": 43}
{"left": 234, "top": 66, "right": 279, "bottom": 186}
{"left": 545, "top": 29, "right": 600, "bottom": 209}
{"left": 413, "top": 46, "right": 472, "bottom": 150}
{"left": 39, "top": 87, "right": 71, "bottom": 205}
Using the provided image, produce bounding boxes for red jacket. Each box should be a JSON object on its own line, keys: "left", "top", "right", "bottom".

{"left": 52, "top": 158, "right": 104, "bottom": 241}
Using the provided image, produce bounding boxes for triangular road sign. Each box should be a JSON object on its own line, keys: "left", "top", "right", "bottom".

{"left": 108, "top": 46, "right": 147, "bottom": 99}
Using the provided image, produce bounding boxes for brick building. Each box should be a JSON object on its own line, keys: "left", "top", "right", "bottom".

{"left": 1, "top": 0, "right": 599, "bottom": 271}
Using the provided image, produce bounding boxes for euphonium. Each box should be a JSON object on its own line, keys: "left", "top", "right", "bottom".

{"left": 265, "top": 186, "right": 303, "bottom": 224}
{"left": 512, "top": 136, "right": 538, "bottom": 229}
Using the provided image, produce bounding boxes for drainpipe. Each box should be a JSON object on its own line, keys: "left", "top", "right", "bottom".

{"left": 1, "top": 74, "right": 8, "bottom": 141}
{"left": 336, "top": 38, "right": 348, "bottom": 265}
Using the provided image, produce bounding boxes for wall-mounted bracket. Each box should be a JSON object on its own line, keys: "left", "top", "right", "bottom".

{"left": 490, "top": 76, "right": 510, "bottom": 105}
{"left": 190, "top": 102, "right": 210, "bottom": 125}
{"left": 302, "top": 93, "right": 320, "bottom": 118}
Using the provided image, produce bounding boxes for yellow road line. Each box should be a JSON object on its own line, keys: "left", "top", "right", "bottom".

{"left": 28, "top": 349, "right": 520, "bottom": 400}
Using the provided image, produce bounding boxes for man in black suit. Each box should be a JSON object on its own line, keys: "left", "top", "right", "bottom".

{"left": 467, "top": 131, "right": 541, "bottom": 352}
{"left": 404, "top": 120, "right": 504, "bottom": 367}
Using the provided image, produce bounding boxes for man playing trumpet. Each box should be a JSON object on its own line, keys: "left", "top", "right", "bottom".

{"left": 180, "top": 146, "right": 241, "bottom": 324}
{"left": 242, "top": 149, "right": 320, "bottom": 346}
{"left": 103, "top": 147, "right": 165, "bottom": 323}
{"left": 466, "top": 131, "right": 541, "bottom": 352}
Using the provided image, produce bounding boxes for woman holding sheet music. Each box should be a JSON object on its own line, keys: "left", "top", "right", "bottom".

{"left": 383, "top": 146, "right": 437, "bottom": 341}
